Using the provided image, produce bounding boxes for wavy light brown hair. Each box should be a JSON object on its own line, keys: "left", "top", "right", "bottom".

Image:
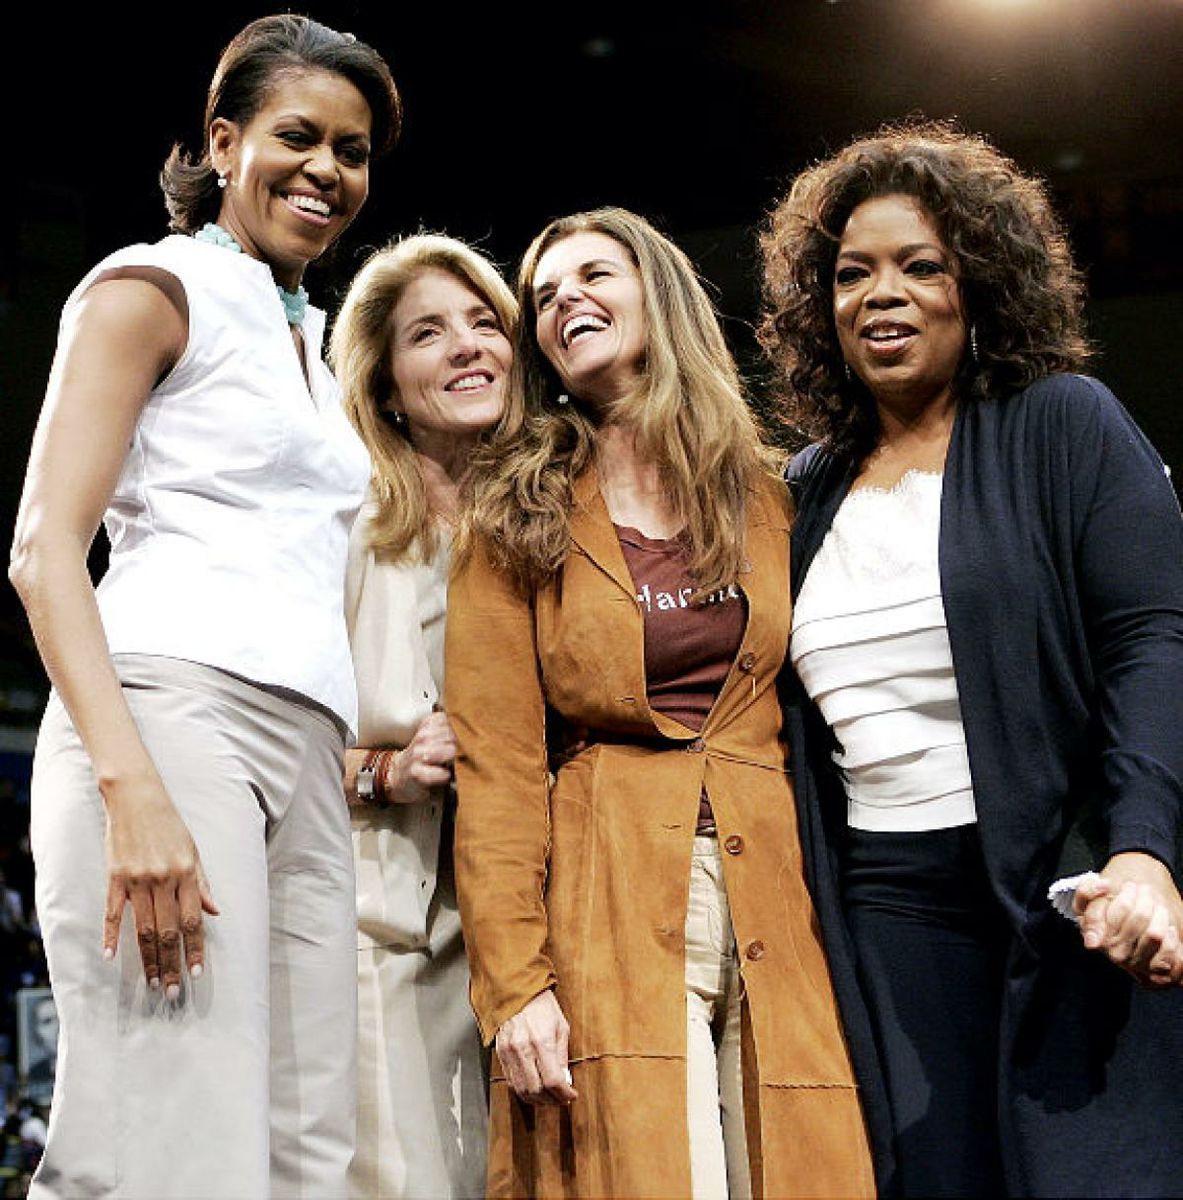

{"left": 330, "top": 233, "right": 518, "bottom": 563}
{"left": 464, "top": 206, "right": 778, "bottom": 596}
{"left": 758, "top": 118, "right": 1091, "bottom": 459}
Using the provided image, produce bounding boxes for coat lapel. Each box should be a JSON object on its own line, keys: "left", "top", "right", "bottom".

{"left": 568, "top": 469, "right": 639, "bottom": 600}
{"left": 703, "top": 479, "right": 792, "bottom": 735}
{"left": 565, "top": 470, "right": 791, "bottom": 742}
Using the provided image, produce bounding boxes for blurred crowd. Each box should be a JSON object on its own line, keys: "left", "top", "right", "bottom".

{"left": 0, "top": 770, "right": 51, "bottom": 1196}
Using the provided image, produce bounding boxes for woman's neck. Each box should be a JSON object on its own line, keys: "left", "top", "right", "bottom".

{"left": 856, "top": 389, "right": 957, "bottom": 490}
{"left": 412, "top": 433, "right": 476, "bottom": 524}
{"left": 595, "top": 423, "right": 680, "bottom": 538}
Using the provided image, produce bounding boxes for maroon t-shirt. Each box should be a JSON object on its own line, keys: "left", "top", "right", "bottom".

{"left": 616, "top": 524, "right": 746, "bottom": 829}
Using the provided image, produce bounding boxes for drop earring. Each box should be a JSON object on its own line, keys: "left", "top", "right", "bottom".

{"left": 216, "top": 173, "right": 227, "bottom": 190}
{"left": 555, "top": 393, "right": 570, "bottom": 406}
{"left": 843, "top": 363, "right": 853, "bottom": 383}
{"left": 970, "top": 324, "right": 979, "bottom": 363}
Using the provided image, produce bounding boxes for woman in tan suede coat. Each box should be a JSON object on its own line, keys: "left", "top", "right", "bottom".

{"left": 446, "top": 208, "right": 875, "bottom": 1199}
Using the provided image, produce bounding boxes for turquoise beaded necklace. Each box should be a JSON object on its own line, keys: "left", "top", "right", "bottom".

{"left": 194, "top": 222, "right": 309, "bottom": 326}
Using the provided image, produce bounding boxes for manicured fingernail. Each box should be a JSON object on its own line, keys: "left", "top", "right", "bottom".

{"left": 149, "top": 976, "right": 161, "bottom": 990}
{"left": 189, "top": 963, "right": 203, "bottom": 980}
{"left": 1084, "top": 931, "right": 1100, "bottom": 948}
{"left": 103, "top": 947, "right": 115, "bottom": 961}
{"left": 563, "top": 1068, "right": 573, "bottom": 1086}
{"left": 165, "top": 984, "right": 180, "bottom": 1002}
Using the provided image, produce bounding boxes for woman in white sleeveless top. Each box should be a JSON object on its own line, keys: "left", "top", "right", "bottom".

{"left": 9, "top": 16, "right": 400, "bottom": 1197}
{"left": 331, "top": 234, "right": 517, "bottom": 1199}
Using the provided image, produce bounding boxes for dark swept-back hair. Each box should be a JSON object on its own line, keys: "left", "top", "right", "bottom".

{"left": 160, "top": 13, "right": 401, "bottom": 235}
{"left": 758, "top": 117, "right": 1091, "bottom": 459}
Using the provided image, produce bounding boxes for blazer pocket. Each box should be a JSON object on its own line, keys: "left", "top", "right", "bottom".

{"left": 352, "top": 804, "right": 443, "bottom": 949}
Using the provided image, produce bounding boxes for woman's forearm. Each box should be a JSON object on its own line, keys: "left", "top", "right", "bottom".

{"left": 11, "top": 535, "right": 159, "bottom": 799}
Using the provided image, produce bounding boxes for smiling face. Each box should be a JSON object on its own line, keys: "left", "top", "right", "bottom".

{"left": 531, "top": 230, "right": 647, "bottom": 409}
{"left": 385, "top": 268, "right": 512, "bottom": 454}
{"left": 210, "top": 67, "right": 372, "bottom": 290}
{"left": 833, "top": 193, "right": 968, "bottom": 413}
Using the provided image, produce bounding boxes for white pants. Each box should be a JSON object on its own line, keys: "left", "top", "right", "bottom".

{"left": 685, "top": 836, "right": 752, "bottom": 1200}
{"left": 349, "top": 803, "right": 488, "bottom": 1199}
{"left": 29, "top": 654, "right": 357, "bottom": 1199}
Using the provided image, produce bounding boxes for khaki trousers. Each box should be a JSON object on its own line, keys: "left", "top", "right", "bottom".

{"left": 686, "top": 837, "right": 752, "bottom": 1200}
{"left": 28, "top": 654, "right": 357, "bottom": 1199}
{"left": 349, "top": 808, "right": 488, "bottom": 1199}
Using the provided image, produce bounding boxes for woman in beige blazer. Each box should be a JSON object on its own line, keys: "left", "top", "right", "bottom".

{"left": 331, "top": 233, "right": 518, "bottom": 1199}
{"left": 447, "top": 208, "right": 875, "bottom": 1199}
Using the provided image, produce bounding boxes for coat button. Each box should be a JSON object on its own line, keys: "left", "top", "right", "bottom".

{"left": 687, "top": 737, "right": 705, "bottom": 753}
{"left": 745, "top": 939, "right": 765, "bottom": 961}
{"left": 724, "top": 834, "right": 744, "bottom": 855}
{"left": 739, "top": 652, "right": 756, "bottom": 672}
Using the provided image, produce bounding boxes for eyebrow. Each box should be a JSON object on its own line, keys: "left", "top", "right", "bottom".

{"left": 401, "top": 303, "right": 498, "bottom": 331}
{"left": 533, "top": 257, "right": 625, "bottom": 294}
{"left": 273, "top": 112, "right": 318, "bottom": 129}
{"left": 273, "top": 113, "right": 371, "bottom": 144}
{"left": 836, "top": 242, "right": 946, "bottom": 262}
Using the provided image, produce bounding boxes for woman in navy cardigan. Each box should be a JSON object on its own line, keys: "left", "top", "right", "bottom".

{"left": 758, "top": 119, "right": 1183, "bottom": 1198}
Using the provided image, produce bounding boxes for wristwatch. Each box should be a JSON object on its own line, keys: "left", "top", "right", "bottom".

{"left": 356, "top": 763, "right": 377, "bottom": 802}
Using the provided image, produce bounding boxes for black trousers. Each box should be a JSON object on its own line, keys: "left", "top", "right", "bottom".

{"left": 842, "top": 823, "right": 1010, "bottom": 1199}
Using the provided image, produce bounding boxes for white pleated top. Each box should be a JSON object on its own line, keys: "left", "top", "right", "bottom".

{"left": 790, "top": 470, "right": 977, "bottom": 832}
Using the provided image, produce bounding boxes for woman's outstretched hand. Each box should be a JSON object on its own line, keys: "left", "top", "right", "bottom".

{"left": 495, "top": 989, "right": 579, "bottom": 1106}
{"left": 1074, "top": 852, "right": 1183, "bottom": 988}
{"left": 103, "top": 776, "right": 219, "bottom": 999}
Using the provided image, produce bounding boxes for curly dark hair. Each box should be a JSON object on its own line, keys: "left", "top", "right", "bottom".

{"left": 160, "top": 13, "right": 401, "bottom": 235}
{"left": 757, "top": 118, "right": 1091, "bottom": 459}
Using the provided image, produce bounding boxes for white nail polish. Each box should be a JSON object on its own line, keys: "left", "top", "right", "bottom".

{"left": 166, "top": 984, "right": 180, "bottom": 1002}
{"left": 190, "top": 963, "right": 203, "bottom": 980}
{"left": 149, "top": 977, "right": 161, "bottom": 990}
{"left": 563, "top": 1068, "right": 573, "bottom": 1086}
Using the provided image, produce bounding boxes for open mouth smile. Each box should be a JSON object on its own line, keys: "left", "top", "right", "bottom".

{"left": 445, "top": 370, "right": 495, "bottom": 393}
{"left": 281, "top": 191, "right": 334, "bottom": 226}
{"left": 561, "top": 313, "right": 609, "bottom": 348}
{"left": 860, "top": 320, "right": 917, "bottom": 356}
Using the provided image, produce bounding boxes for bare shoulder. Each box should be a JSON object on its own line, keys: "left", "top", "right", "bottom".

{"left": 65, "top": 267, "right": 188, "bottom": 378}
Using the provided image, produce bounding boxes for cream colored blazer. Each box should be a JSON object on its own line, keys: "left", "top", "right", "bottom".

{"left": 345, "top": 499, "right": 451, "bottom": 951}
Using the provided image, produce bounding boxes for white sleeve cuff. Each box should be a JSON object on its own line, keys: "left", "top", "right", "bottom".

{"left": 1047, "top": 870, "right": 1103, "bottom": 924}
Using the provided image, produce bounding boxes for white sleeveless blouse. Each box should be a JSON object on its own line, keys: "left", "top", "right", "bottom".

{"left": 790, "top": 470, "right": 977, "bottom": 832}
{"left": 63, "top": 235, "right": 370, "bottom": 732}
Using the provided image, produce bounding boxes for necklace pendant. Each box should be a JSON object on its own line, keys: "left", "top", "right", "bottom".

{"left": 277, "top": 283, "right": 309, "bottom": 326}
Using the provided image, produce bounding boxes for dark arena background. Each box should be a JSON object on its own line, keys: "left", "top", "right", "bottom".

{"left": 1, "top": 1, "right": 1181, "bottom": 1189}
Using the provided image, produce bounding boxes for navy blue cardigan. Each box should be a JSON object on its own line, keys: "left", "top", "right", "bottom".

{"left": 784, "top": 374, "right": 1183, "bottom": 1197}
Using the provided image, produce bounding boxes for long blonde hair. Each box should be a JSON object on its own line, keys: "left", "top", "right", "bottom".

{"left": 330, "top": 233, "right": 518, "bottom": 562}
{"left": 464, "top": 207, "right": 777, "bottom": 594}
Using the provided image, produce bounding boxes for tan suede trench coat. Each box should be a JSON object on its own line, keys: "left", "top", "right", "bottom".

{"left": 445, "top": 470, "right": 875, "bottom": 1199}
